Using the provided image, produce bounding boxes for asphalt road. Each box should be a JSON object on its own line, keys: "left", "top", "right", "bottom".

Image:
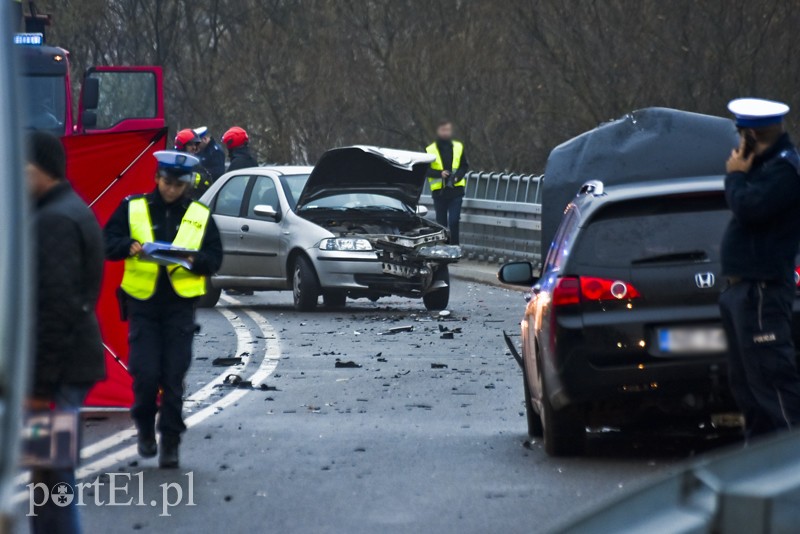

{"left": 14, "top": 280, "right": 737, "bottom": 533}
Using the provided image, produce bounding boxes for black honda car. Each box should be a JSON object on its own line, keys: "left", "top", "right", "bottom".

{"left": 497, "top": 177, "right": 782, "bottom": 456}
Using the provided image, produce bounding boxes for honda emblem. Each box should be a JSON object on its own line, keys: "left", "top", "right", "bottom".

{"left": 695, "top": 272, "right": 715, "bottom": 289}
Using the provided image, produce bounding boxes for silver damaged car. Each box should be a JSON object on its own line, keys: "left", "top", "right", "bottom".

{"left": 198, "top": 146, "right": 461, "bottom": 311}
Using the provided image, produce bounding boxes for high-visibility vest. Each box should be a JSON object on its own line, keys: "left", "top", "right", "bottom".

{"left": 426, "top": 140, "right": 465, "bottom": 191}
{"left": 121, "top": 197, "right": 210, "bottom": 300}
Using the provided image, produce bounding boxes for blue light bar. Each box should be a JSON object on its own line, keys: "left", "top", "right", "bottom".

{"left": 14, "top": 33, "right": 44, "bottom": 46}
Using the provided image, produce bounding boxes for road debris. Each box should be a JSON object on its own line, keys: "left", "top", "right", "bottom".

{"left": 212, "top": 356, "right": 243, "bottom": 366}
{"left": 378, "top": 325, "right": 414, "bottom": 335}
{"left": 335, "top": 359, "right": 362, "bottom": 368}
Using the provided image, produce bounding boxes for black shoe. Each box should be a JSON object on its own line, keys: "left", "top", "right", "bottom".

{"left": 159, "top": 434, "right": 180, "bottom": 469}
{"left": 137, "top": 431, "right": 157, "bottom": 458}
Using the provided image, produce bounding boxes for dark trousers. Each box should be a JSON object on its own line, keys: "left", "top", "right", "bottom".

{"left": 127, "top": 296, "right": 195, "bottom": 437}
{"left": 432, "top": 192, "right": 464, "bottom": 245}
{"left": 30, "top": 383, "right": 92, "bottom": 534}
{"left": 719, "top": 280, "right": 800, "bottom": 439}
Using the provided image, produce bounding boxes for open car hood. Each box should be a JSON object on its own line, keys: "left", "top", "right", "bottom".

{"left": 297, "top": 146, "right": 435, "bottom": 209}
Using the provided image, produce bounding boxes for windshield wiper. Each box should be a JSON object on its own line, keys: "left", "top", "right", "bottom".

{"left": 631, "top": 250, "right": 708, "bottom": 265}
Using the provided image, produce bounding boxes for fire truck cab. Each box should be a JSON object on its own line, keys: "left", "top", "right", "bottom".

{"left": 16, "top": 32, "right": 165, "bottom": 137}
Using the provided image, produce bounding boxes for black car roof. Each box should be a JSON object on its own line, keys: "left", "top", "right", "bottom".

{"left": 567, "top": 175, "right": 725, "bottom": 225}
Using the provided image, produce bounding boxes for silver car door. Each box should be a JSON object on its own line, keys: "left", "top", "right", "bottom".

{"left": 210, "top": 174, "right": 251, "bottom": 276}
{"left": 239, "top": 175, "right": 283, "bottom": 278}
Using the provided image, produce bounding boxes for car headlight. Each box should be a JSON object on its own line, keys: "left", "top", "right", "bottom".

{"left": 319, "top": 238, "right": 373, "bottom": 251}
{"left": 418, "top": 245, "right": 463, "bottom": 259}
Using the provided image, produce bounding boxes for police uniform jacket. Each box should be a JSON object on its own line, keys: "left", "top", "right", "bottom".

{"left": 104, "top": 189, "right": 223, "bottom": 300}
{"left": 721, "top": 133, "right": 800, "bottom": 282}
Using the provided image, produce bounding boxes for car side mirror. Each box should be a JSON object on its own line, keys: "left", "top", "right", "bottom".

{"left": 498, "top": 261, "right": 538, "bottom": 286}
{"left": 81, "top": 77, "right": 100, "bottom": 110}
{"left": 416, "top": 205, "right": 429, "bottom": 217}
{"left": 253, "top": 204, "right": 278, "bottom": 219}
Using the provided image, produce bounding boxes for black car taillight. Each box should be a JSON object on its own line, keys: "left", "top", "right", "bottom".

{"left": 579, "top": 276, "right": 641, "bottom": 301}
{"left": 552, "top": 277, "right": 580, "bottom": 306}
{"left": 552, "top": 276, "right": 641, "bottom": 307}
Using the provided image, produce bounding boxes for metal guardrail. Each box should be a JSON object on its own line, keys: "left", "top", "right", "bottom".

{"left": 556, "top": 430, "right": 800, "bottom": 533}
{"left": 420, "top": 171, "right": 543, "bottom": 264}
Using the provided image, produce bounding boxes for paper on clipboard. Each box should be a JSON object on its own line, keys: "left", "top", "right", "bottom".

{"left": 141, "top": 241, "right": 197, "bottom": 269}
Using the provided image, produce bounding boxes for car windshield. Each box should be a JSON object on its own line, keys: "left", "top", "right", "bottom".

{"left": 23, "top": 74, "right": 67, "bottom": 135}
{"left": 571, "top": 194, "right": 731, "bottom": 268}
{"left": 278, "top": 174, "right": 311, "bottom": 210}
{"left": 300, "top": 193, "right": 407, "bottom": 212}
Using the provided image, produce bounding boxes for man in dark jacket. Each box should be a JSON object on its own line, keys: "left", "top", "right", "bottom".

{"left": 27, "top": 132, "right": 105, "bottom": 534}
{"left": 222, "top": 126, "right": 258, "bottom": 172}
{"left": 194, "top": 126, "right": 226, "bottom": 181}
{"left": 104, "top": 150, "right": 222, "bottom": 468}
{"left": 719, "top": 98, "right": 800, "bottom": 439}
{"left": 426, "top": 120, "right": 469, "bottom": 244}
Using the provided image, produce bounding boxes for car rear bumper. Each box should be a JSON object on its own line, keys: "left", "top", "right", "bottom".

{"left": 547, "top": 349, "right": 733, "bottom": 412}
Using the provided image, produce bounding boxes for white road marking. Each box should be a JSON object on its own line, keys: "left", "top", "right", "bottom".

{"left": 13, "top": 301, "right": 279, "bottom": 505}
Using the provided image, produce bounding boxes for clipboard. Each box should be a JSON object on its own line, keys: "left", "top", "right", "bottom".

{"left": 141, "top": 241, "right": 197, "bottom": 270}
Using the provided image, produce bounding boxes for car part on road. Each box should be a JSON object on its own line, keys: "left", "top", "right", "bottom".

{"left": 293, "top": 255, "right": 320, "bottom": 311}
{"left": 212, "top": 356, "right": 244, "bottom": 366}
{"left": 378, "top": 325, "right": 414, "bottom": 335}
{"left": 335, "top": 360, "right": 362, "bottom": 369}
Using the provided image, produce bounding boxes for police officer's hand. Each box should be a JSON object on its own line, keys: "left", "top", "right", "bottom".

{"left": 726, "top": 137, "right": 755, "bottom": 174}
{"left": 129, "top": 241, "right": 143, "bottom": 257}
{"left": 441, "top": 170, "right": 451, "bottom": 178}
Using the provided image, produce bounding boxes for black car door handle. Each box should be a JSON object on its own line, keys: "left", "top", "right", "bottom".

{"left": 241, "top": 224, "right": 250, "bottom": 232}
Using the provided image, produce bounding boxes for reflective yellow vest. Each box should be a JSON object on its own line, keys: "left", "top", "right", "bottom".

{"left": 426, "top": 140, "right": 465, "bottom": 191}
{"left": 121, "top": 197, "right": 210, "bottom": 300}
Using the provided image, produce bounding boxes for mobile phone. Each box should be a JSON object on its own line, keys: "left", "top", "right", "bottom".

{"left": 741, "top": 130, "right": 756, "bottom": 158}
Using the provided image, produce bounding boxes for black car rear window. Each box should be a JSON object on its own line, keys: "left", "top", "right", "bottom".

{"left": 571, "top": 194, "right": 731, "bottom": 268}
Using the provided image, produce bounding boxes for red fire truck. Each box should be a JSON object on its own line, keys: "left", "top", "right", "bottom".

{"left": 17, "top": 16, "right": 169, "bottom": 407}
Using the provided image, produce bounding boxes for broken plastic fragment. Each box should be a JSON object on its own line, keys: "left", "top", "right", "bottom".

{"left": 212, "top": 356, "right": 243, "bottom": 366}
{"left": 335, "top": 360, "right": 362, "bottom": 368}
{"left": 379, "top": 325, "right": 414, "bottom": 335}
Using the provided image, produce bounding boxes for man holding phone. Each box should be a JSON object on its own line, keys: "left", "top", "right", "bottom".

{"left": 720, "top": 98, "right": 800, "bottom": 439}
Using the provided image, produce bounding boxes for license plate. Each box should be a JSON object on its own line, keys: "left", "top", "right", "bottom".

{"left": 657, "top": 327, "right": 727, "bottom": 354}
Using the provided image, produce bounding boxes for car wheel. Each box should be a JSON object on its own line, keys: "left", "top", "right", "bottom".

{"left": 423, "top": 265, "right": 450, "bottom": 311}
{"left": 523, "top": 363, "right": 544, "bottom": 438}
{"left": 197, "top": 280, "right": 221, "bottom": 308}
{"left": 323, "top": 290, "right": 347, "bottom": 308}
{"left": 293, "top": 255, "right": 320, "bottom": 311}
{"left": 541, "top": 375, "right": 586, "bottom": 456}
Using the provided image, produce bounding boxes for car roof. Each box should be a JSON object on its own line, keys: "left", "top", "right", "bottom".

{"left": 259, "top": 165, "right": 313, "bottom": 175}
{"left": 569, "top": 175, "right": 725, "bottom": 223}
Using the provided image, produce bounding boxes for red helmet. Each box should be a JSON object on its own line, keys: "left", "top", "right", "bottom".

{"left": 222, "top": 126, "right": 249, "bottom": 149}
{"left": 174, "top": 128, "right": 200, "bottom": 150}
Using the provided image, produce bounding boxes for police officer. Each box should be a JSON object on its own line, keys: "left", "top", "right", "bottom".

{"left": 426, "top": 120, "right": 469, "bottom": 245}
{"left": 174, "top": 129, "right": 213, "bottom": 198}
{"left": 104, "top": 150, "right": 223, "bottom": 468}
{"left": 193, "top": 126, "right": 226, "bottom": 181}
{"left": 720, "top": 98, "right": 800, "bottom": 439}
